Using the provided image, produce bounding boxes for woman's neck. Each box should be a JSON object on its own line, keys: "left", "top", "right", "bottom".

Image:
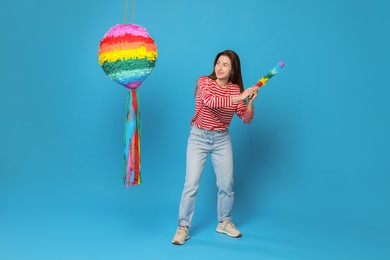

{"left": 216, "top": 79, "right": 229, "bottom": 88}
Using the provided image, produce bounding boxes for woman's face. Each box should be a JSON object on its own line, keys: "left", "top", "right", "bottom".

{"left": 215, "top": 55, "right": 232, "bottom": 82}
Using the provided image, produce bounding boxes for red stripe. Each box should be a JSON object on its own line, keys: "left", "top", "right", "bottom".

{"left": 132, "top": 89, "right": 140, "bottom": 184}
{"left": 100, "top": 35, "right": 154, "bottom": 48}
{"left": 133, "top": 130, "right": 140, "bottom": 184}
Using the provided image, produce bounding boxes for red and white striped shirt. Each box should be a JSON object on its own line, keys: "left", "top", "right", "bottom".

{"left": 191, "top": 76, "right": 254, "bottom": 130}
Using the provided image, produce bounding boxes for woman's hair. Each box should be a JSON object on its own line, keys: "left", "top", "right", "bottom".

{"left": 208, "top": 50, "right": 244, "bottom": 92}
{"left": 195, "top": 50, "right": 244, "bottom": 96}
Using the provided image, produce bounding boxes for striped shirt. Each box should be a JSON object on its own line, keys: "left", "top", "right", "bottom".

{"left": 191, "top": 76, "right": 254, "bottom": 130}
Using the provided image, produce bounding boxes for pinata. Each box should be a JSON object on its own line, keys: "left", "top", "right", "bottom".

{"left": 98, "top": 23, "right": 157, "bottom": 187}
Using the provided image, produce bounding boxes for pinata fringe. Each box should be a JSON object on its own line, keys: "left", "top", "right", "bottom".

{"left": 123, "top": 89, "right": 141, "bottom": 187}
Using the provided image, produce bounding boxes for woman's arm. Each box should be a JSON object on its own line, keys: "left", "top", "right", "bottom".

{"left": 236, "top": 86, "right": 259, "bottom": 123}
{"left": 232, "top": 88, "right": 256, "bottom": 104}
{"left": 197, "top": 77, "right": 231, "bottom": 108}
{"left": 246, "top": 86, "right": 259, "bottom": 113}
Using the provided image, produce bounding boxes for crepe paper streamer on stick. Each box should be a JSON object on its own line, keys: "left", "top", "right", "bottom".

{"left": 98, "top": 23, "right": 157, "bottom": 187}
{"left": 255, "top": 61, "right": 285, "bottom": 88}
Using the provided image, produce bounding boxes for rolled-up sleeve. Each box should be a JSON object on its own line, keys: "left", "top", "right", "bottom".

{"left": 236, "top": 100, "right": 254, "bottom": 124}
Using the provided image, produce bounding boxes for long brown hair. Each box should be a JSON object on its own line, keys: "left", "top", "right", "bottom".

{"left": 195, "top": 50, "right": 244, "bottom": 95}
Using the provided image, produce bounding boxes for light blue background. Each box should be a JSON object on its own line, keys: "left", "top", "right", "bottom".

{"left": 1, "top": 0, "right": 389, "bottom": 259}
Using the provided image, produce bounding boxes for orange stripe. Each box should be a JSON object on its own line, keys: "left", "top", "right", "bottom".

{"left": 99, "top": 42, "right": 157, "bottom": 55}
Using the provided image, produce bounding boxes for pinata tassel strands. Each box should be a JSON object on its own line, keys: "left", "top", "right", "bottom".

{"left": 123, "top": 89, "right": 141, "bottom": 186}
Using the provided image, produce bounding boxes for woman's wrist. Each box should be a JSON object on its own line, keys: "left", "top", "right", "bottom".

{"left": 231, "top": 95, "right": 243, "bottom": 104}
{"left": 247, "top": 100, "right": 254, "bottom": 112}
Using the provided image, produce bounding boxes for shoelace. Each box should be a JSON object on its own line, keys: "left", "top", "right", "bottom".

{"left": 177, "top": 227, "right": 187, "bottom": 235}
{"left": 222, "top": 221, "right": 235, "bottom": 229}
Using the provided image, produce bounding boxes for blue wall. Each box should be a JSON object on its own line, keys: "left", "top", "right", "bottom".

{"left": 1, "top": 0, "right": 389, "bottom": 259}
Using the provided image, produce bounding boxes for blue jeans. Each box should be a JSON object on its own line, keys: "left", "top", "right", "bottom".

{"left": 178, "top": 125, "right": 234, "bottom": 227}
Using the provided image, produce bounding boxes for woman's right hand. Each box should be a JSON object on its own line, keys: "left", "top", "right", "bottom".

{"left": 240, "top": 87, "right": 257, "bottom": 101}
{"left": 232, "top": 87, "right": 258, "bottom": 104}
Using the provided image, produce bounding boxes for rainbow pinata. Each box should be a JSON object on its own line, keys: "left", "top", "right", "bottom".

{"left": 98, "top": 24, "right": 158, "bottom": 89}
{"left": 98, "top": 23, "right": 158, "bottom": 187}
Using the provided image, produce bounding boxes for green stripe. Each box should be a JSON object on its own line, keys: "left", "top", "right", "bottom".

{"left": 101, "top": 58, "right": 156, "bottom": 75}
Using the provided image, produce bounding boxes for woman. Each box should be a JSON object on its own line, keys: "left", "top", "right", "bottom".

{"left": 172, "top": 50, "right": 259, "bottom": 245}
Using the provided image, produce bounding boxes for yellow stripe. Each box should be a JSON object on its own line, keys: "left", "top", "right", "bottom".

{"left": 99, "top": 46, "right": 158, "bottom": 64}
{"left": 260, "top": 77, "right": 269, "bottom": 85}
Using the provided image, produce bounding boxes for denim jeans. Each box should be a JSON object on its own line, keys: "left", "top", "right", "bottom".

{"left": 178, "top": 125, "right": 234, "bottom": 227}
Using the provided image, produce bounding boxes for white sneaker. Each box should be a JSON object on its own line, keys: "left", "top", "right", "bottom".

{"left": 172, "top": 226, "right": 189, "bottom": 245}
{"left": 216, "top": 221, "right": 242, "bottom": 237}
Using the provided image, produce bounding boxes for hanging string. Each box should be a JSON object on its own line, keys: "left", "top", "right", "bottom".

{"left": 124, "top": 0, "right": 134, "bottom": 24}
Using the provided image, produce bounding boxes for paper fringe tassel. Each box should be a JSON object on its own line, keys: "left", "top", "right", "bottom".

{"left": 255, "top": 61, "right": 285, "bottom": 87}
{"left": 123, "top": 89, "right": 141, "bottom": 186}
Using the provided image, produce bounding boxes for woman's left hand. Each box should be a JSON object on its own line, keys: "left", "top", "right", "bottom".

{"left": 248, "top": 86, "right": 259, "bottom": 101}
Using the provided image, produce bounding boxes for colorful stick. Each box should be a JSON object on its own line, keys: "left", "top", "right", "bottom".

{"left": 255, "top": 61, "right": 285, "bottom": 87}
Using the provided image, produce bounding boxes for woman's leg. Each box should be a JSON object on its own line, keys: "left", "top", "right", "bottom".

{"left": 210, "top": 131, "right": 234, "bottom": 222}
{"left": 178, "top": 127, "right": 209, "bottom": 227}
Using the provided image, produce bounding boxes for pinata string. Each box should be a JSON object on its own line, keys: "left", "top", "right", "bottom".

{"left": 124, "top": 0, "right": 134, "bottom": 24}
